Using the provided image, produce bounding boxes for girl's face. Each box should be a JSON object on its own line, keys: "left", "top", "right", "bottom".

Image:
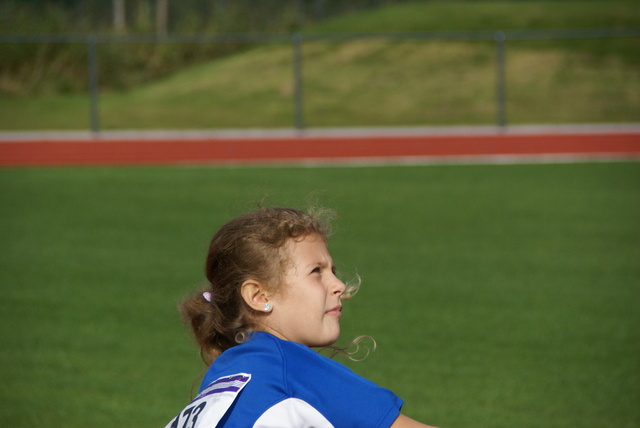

{"left": 263, "top": 234, "right": 346, "bottom": 347}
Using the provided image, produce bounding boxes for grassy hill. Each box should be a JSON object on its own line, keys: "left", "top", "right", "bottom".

{"left": 1, "top": 0, "right": 639, "bottom": 130}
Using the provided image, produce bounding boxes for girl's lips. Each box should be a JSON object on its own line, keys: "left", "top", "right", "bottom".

{"left": 326, "top": 306, "right": 343, "bottom": 316}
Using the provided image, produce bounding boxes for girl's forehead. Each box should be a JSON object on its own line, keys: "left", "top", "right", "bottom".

{"left": 284, "top": 234, "right": 330, "bottom": 260}
{"left": 289, "top": 233, "right": 326, "bottom": 248}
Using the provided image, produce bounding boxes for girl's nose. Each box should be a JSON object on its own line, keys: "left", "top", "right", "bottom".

{"left": 332, "top": 276, "right": 347, "bottom": 295}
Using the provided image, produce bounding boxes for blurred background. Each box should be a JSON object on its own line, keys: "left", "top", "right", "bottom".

{"left": 1, "top": 0, "right": 639, "bottom": 132}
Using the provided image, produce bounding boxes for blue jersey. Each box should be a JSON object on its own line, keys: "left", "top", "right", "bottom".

{"left": 166, "top": 332, "right": 403, "bottom": 427}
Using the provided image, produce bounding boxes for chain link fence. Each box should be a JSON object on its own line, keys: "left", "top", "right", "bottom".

{"left": 1, "top": 28, "right": 639, "bottom": 132}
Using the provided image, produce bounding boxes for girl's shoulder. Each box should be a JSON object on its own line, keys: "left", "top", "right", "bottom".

{"left": 202, "top": 331, "right": 360, "bottom": 395}
{"left": 198, "top": 332, "right": 403, "bottom": 427}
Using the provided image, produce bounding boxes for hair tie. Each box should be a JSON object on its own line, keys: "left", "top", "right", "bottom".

{"left": 202, "top": 291, "right": 212, "bottom": 302}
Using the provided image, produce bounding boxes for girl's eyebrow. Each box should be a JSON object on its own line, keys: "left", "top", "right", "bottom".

{"left": 305, "top": 260, "right": 335, "bottom": 270}
{"left": 306, "top": 261, "right": 325, "bottom": 269}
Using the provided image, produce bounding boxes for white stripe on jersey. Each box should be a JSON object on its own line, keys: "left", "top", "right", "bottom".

{"left": 253, "top": 397, "right": 334, "bottom": 428}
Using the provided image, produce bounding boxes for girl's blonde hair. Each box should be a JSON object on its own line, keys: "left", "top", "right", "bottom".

{"left": 180, "top": 206, "right": 345, "bottom": 363}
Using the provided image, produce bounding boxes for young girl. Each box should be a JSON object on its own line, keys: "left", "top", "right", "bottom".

{"left": 165, "top": 207, "right": 438, "bottom": 428}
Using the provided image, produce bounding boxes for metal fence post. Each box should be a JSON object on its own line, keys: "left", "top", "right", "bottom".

{"left": 292, "top": 33, "right": 305, "bottom": 130}
{"left": 495, "top": 31, "right": 507, "bottom": 128}
{"left": 87, "top": 35, "right": 100, "bottom": 133}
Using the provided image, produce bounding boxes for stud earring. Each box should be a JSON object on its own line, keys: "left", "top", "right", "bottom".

{"left": 264, "top": 303, "right": 271, "bottom": 312}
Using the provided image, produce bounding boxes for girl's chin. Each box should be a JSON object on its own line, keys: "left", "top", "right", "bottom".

{"left": 320, "top": 333, "right": 341, "bottom": 347}
{"left": 309, "top": 333, "right": 340, "bottom": 348}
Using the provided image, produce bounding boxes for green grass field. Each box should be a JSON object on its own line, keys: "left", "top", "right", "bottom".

{"left": 1, "top": 161, "right": 639, "bottom": 427}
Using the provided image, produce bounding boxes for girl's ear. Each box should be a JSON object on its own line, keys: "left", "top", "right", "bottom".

{"left": 240, "top": 279, "right": 271, "bottom": 312}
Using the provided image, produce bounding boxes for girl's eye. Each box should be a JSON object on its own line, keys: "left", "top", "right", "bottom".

{"left": 311, "top": 267, "right": 321, "bottom": 274}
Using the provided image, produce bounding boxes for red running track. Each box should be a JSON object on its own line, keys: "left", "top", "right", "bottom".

{"left": 1, "top": 129, "right": 639, "bottom": 166}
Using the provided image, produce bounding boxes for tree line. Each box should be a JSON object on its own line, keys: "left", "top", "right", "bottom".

{"left": 3, "top": 0, "right": 395, "bottom": 35}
